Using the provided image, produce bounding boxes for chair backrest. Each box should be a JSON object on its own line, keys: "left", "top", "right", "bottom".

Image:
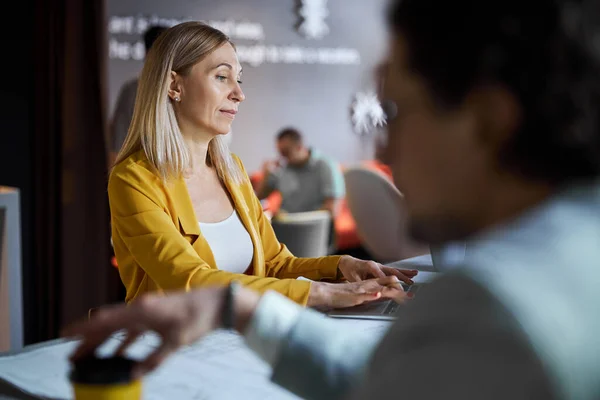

{"left": 271, "top": 211, "right": 332, "bottom": 258}
{"left": 343, "top": 167, "right": 428, "bottom": 263}
{"left": 0, "top": 187, "right": 23, "bottom": 352}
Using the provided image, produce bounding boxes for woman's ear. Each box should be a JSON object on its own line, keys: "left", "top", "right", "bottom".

{"left": 168, "top": 71, "right": 182, "bottom": 102}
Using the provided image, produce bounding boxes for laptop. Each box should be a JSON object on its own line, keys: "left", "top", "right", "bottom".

{"left": 326, "top": 255, "right": 440, "bottom": 321}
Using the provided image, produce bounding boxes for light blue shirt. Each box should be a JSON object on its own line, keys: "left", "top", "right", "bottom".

{"left": 461, "top": 182, "right": 600, "bottom": 400}
{"left": 244, "top": 180, "right": 600, "bottom": 400}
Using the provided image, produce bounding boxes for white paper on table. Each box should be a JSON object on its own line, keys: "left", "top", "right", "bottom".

{"left": 0, "top": 340, "right": 78, "bottom": 400}
{"left": 0, "top": 331, "right": 300, "bottom": 400}
{"left": 0, "top": 318, "right": 391, "bottom": 400}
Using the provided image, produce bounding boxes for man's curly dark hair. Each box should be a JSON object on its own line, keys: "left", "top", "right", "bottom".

{"left": 389, "top": 0, "right": 600, "bottom": 184}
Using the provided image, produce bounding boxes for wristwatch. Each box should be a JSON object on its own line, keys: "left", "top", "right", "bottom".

{"left": 222, "top": 281, "right": 240, "bottom": 330}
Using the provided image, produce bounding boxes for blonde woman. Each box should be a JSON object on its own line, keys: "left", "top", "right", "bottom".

{"left": 110, "top": 22, "right": 416, "bottom": 308}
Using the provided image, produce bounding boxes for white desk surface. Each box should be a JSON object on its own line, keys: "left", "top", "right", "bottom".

{"left": 0, "top": 320, "right": 391, "bottom": 400}
{"left": 387, "top": 254, "right": 435, "bottom": 271}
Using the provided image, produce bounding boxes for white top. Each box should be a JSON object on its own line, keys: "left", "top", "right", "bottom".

{"left": 199, "top": 211, "right": 254, "bottom": 274}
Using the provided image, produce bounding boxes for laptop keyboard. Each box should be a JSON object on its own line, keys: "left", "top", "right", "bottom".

{"left": 383, "top": 284, "right": 421, "bottom": 315}
{"left": 408, "top": 284, "right": 421, "bottom": 294}
{"left": 383, "top": 301, "right": 400, "bottom": 315}
{"left": 402, "top": 283, "right": 421, "bottom": 294}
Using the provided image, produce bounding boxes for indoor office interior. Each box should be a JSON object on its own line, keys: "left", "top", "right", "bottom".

{"left": 1, "top": 0, "right": 599, "bottom": 399}
{"left": 1, "top": 0, "right": 433, "bottom": 350}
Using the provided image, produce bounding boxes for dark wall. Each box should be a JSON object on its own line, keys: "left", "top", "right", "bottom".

{"left": 0, "top": 0, "right": 35, "bottom": 344}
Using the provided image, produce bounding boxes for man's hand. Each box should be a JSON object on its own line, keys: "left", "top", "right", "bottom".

{"left": 262, "top": 159, "right": 280, "bottom": 175}
{"left": 256, "top": 160, "right": 281, "bottom": 199}
{"left": 337, "top": 255, "right": 418, "bottom": 285}
{"left": 62, "top": 286, "right": 261, "bottom": 377}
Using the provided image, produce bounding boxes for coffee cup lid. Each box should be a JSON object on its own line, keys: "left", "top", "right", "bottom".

{"left": 70, "top": 355, "right": 138, "bottom": 385}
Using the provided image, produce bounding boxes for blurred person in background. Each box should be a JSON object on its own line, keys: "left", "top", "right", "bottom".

{"left": 107, "top": 22, "right": 416, "bottom": 310}
{"left": 67, "top": 0, "right": 600, "bottom": 399}
{"left": 256, "top": 128, "right": 345, "bottom": 216}
{"left": 108, "top": 25, "right": 168, "bottom": 167}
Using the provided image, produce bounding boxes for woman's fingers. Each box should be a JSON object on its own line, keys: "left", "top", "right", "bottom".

{"left": 366, "top": 261, "right": 387, "bottom": 279}
{"left": 375, "top": 276, "right": 407, "bottom": 302}
{"left": 380, "top": 266, "right": 417, "bottom": 284}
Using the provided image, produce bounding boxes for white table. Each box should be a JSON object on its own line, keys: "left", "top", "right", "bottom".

{"left": 0, "top": 321, "right": 391, "bottom": 400}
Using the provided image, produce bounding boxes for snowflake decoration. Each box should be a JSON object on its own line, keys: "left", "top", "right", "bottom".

{"left": 298, "top": 0, "right": 329, "bottom": 40}
{"left": 351, "top": 91, "right": 387, "bottom": 135}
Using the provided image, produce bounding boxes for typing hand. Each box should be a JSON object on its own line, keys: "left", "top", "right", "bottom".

{"left": 310, "top": 276, "right": 407, "bottom": 309}
{"left": 337, "top": 255, "right": 418, "bottom": 285}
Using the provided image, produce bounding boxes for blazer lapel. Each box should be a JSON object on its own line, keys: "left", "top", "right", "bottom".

{"left": 170, "top": 177, "right": 217, "bottom": 267}
{"left": 171, "top": 177, "right": 200, "bottom": 235}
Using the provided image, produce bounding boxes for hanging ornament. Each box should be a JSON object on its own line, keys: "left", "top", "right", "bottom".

{"left": 351, "top": 91, "right": 386, "bottom": 135}
{"left": 297, "top": 0, "right": 330, "bottom": 40}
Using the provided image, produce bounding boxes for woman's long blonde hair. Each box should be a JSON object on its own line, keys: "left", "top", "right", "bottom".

{"left": 114, "top": 22, "right": 244, "bottom": 184}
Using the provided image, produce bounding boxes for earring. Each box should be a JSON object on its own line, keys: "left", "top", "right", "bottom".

{"left": 174, "top": 97, "right": 180, "bottom": 102}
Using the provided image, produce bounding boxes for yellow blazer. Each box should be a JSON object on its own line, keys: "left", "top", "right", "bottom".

{"left": 108, "top": 150, "right": 341, "bottom": 305}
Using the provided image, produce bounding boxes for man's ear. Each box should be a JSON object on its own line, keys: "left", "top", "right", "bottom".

{"left": 168, "top": 71, "right": 182, "bottom": 101}
{"left": 467, "top": 85, "right": 522, "bottom": 152}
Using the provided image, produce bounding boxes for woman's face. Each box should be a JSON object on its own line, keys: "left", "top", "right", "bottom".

{"left": 171, "top": 42, "right": 245, "bottom": 137}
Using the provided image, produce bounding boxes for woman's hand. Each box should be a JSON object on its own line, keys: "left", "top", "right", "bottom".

{"left": 308, "top": 276, "right": 406, "bottom": 309}
{"left": 62, "top": 285, "right": 261, "bottom": 377}
{"left": 338, "top": 255, "right": 418, "bottom": 284}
